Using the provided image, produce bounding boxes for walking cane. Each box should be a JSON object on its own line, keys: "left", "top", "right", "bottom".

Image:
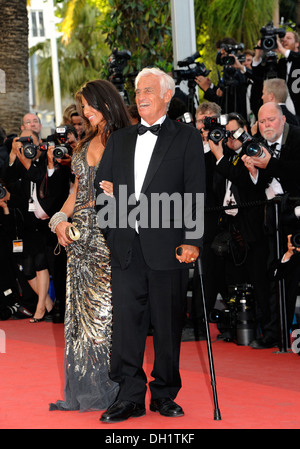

{"left": 177, "top": 248, "right": 221, "bottom": 420}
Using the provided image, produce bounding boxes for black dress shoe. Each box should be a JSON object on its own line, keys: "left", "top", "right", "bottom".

{"left": 100, "top": 400, "right": 146, "bottom": 423}
{"left": 150, "top": 398, "right": 184, "bottom": 417}
{"left": 249, "top": 337, "right": 278, "bottom": 349}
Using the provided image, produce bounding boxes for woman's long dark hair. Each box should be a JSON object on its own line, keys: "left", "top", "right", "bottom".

{"left": 74, "top": 79, "right": 131, "bottom": 152}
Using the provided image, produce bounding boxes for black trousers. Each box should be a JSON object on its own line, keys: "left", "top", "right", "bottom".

{"left": 110, "top": 234, "right": 189, "bottom": 405}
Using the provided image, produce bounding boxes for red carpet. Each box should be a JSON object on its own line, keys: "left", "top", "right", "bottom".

{"left": 0, "top": 319, "right": 299, "bottom": 431}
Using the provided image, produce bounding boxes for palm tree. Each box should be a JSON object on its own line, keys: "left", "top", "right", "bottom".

{"left": 31, "top": 0, "right": 110, "bottom": 101}
{"left": 0, "top": 0, "right": 29, "bottom": 135}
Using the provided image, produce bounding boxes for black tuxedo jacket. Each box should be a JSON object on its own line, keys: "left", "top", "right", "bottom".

{"left": 212, "top": 147, "right": 267, "bottom": 243}
{"left": 256, "top": 123, "right": 300, "bottom": 196}
{"left": 3, "top": 154, "right": 71, "bottom": 226}
{"left": 95, "top": 117, "right": 206, "bottom": 270}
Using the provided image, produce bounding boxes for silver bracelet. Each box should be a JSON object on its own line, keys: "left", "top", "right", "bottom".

{"left": 49, "top": 211, "right": 68, "bottom": 233}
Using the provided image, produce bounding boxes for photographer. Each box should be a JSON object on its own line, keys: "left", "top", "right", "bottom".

{"left": 2, "top": 130, "right": 71, "bottom": 322}
{"left": 252, "top": 26, "right": 300, "bottom": 120}
{"left": 62, "top": 104, "right": 85, "bottom": 140}
{"left": 0, "top": 184, "right": 37, "bottom": 320}
{"left": 242, "top": 101, "right": 300, "bottom": 347}
{"left": 195, "top": 38, "right": 249, "bottom": 118}
{"left": 207, "top": 112, "right": 271, "bottom": 344}
{"left": 182, "top": 102, "right": 229, "bottom": 342}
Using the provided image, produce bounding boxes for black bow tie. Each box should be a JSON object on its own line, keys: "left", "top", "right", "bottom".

{"left": 137, "top": 123, "right": 161, "bottom": 136}
{"left": 268, "top": 142, "right": 280, "bottom": 158}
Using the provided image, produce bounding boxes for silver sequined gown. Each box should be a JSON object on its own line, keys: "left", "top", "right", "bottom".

{"left": 50, "top": 143, "right": 119, "bottom": 411}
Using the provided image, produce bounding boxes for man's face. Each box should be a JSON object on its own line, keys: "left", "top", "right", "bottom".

{"left": 135, "top": 74, "right": 172, "bottom": 125}
{"left": 242, "top": 54, "right": 253, "bottom": 70}
{"left": 195, "top": 111, "right": 217, "bottom": 142}
{"left": 22, "top": 113, "right": 42, "bottom": 135}
{"left": 281, "top": 31, "right": 299, "bottom": 52}
{"left": 226, "top": 120, "right": 246, "bottom": 152}
{"left": 258, "top": 104, "right": 286, "bottom": 142}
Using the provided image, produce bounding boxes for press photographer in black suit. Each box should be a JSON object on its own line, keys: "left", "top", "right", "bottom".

{"left": 208, "top": 113, "right": 271, "bottom": 344}
{"left": 242, "top": 101, "right": 300, "bottom": 348}
{"left": 2, "top": 130, "right": 71, "bottom": 322}
{"left": 183, "top": 102, "right": 227, "bottom": 342}
{"left": 251, "top": 30, "right": 300, "bottom": 121}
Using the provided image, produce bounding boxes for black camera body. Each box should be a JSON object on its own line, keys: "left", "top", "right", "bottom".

{"left": 52, "top": 126, "right": 72, "bottom": 159}
{"left": 204, "top": 114, "right": 230, "bottom": 143}
{"left": 260, "top": 22, "right": 286, "bottom": 51}
{"left": 17, "top": 136, "right": 47, "bottom": 159}
{"left": 232, "top": 128, "right": 265, "bottom": 158}
{"left": 0, "top": 182, "right": 6, "bottom": 199}
{"left": 219, "top": 43, "right": 244, "bottom": 66}
{"left": 108, "top": 48, "right": 131, "bottom": 84}
{"left": 172, "top": 51, "right": 210, "bottom": 84}
{"left": 291, "top": 233, "right": 300, "bottom": 248}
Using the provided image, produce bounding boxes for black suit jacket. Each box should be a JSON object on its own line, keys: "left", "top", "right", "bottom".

{"left": 212, "top": 147, "right": 267, "bottom": 243}
{"left": 3, "top": 154, "right": 71, "bottom": 227}
{"left": 256, "top": 123, "right": 300, "bottom": 197}
{"left": 95, "top": 117, "right": 206, "bottom": 270}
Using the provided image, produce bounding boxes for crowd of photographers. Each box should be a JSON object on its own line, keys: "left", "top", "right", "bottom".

{"left": 175, "top": 23, "right": 300, "bottom": 350}
{"left": 0, "top": 108, "right": 83, "bottom": 323}
{"left": 1, "top": 22, "right": 300, "bottom": 351}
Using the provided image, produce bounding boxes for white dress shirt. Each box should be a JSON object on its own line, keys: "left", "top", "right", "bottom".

{"left": 134, "top": 115, "right": 166, "bottom": 200}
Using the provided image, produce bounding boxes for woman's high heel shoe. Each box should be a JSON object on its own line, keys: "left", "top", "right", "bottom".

{"left": 29, "top": 313, "right": 46, "bottom": 323}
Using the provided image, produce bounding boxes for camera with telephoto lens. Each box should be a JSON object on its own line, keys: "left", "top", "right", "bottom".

{"left": 172, "top": 52, "right": 211, "bottom": 84}
{"left": 232, "top": 128, "right": 265, "bottom": 158}
{"left": 52, "top": 127, "right": 72, "bottom": 159}
{"left": 0, "top": 182, "right": 6, "bottom": 199}
{"left": 260, "top": 22, "right": 286, "bottom": 51}
{"left": 219, "top": 43, "right": 245, "bottom": 66}
{"left": 203, "top": 114, "right": 230, "bottom": 143}
{"left": 16, "top": 136, "right": 48, "bottom": 159}
{"left": 209, "top": 284, "right": 256, "bottom": 345}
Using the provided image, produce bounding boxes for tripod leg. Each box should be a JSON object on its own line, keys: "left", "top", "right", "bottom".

{"left": 197, "top": 257, "right": 222, "bottom": 420}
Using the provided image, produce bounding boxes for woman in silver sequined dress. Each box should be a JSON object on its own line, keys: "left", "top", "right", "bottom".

{"left": 49, "top": 80, "right": 131, "bottom": 412}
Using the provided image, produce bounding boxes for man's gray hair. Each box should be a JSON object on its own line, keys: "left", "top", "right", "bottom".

{"left": 135, "top": 67, "right": 175, "bottom": 98}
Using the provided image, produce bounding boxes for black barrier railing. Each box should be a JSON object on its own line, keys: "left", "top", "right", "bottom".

{"left": 203, "top": 194, "right": 300, "bottom": 353}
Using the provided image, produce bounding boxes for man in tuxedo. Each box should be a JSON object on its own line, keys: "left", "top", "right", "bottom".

{"left": 242, "top": 101, "right": 300, "bottom": 348}
{"left": 95, "top": 67, "right": 205, "bottom": 423}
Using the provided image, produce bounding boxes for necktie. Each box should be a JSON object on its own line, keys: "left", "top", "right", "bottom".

{"left": 137, "top": 123, "right": 161, "bottom": 136}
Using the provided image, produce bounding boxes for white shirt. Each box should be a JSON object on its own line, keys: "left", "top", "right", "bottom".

{"left": 265, "top": 135, "right": 284, "bottom": 199}
{"left": 30, "top": 181, "right": 49, "bottom": 220}
{"left": 134, "top": 116, "right": 166, "bottom": 200}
